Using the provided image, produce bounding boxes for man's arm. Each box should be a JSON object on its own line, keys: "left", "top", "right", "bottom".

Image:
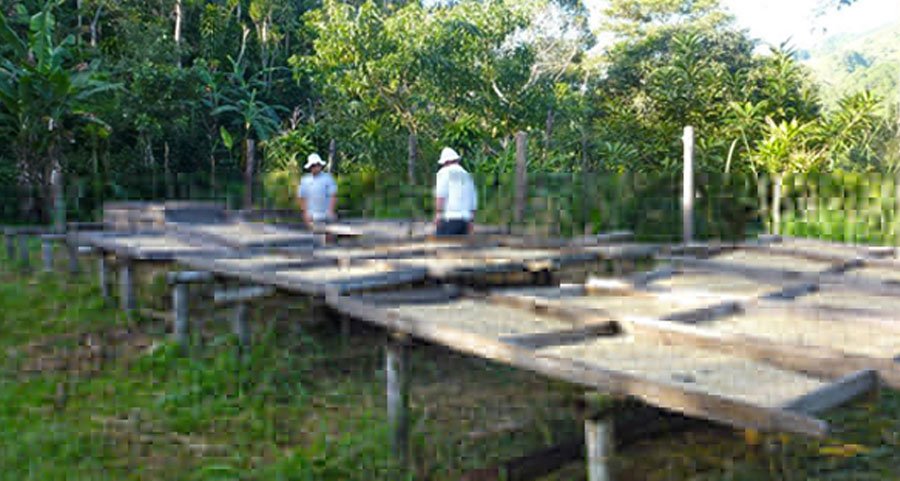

{"left": 434, "top": 197, "right": 445, "bottom": 226}
{"left": 327, "top": 194, "right": 337, "bottom": 220}
{"left": 297, "top": 181, "right": 312, "bottom": 226}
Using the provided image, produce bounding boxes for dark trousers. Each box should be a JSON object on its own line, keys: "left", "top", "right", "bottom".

{"left": 436, "top": 219, "right": 470, "bottom": 236}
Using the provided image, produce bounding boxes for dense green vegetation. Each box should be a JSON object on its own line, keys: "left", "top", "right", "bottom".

{"left": 1, "top": 0, "right": 898, "bottom": 238}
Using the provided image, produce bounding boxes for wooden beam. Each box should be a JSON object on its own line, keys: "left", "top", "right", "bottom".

{"left": 167, "top": 270, "right": 214, "bottom": 285}
{"left": 327, "top": 294, "right": 829, "bottom": 437}
{"left": 213, "top": 285, "right": 275, "bottom": 305}
{"left": 500, "top": 323, "right": 619, "bottom": 349}
{"left": 782, "top": 369, "right": 878, "bottom": 415}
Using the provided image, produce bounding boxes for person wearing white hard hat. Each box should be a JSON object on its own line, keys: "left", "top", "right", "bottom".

{"left": 434, "top": 147, "right": 477, "bottom": 236}
{"left": 297, "top": 153, "right": 337, "bottom": 226}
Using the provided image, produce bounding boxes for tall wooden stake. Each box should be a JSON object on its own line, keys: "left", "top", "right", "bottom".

{"left": 514, "top": 131, "right": 528, "bottom": 225}
{"left": 386, "top": 333, "right": 411, "bottom": 471}
{"left": 682, "top": 126, "right": 694, "bottom": 244}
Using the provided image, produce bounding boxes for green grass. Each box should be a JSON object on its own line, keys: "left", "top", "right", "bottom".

{"left": 1, "top": 247, "right": 899, "bottom": 480}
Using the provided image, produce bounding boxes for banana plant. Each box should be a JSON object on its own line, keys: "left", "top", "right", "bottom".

{"left": 211, "top": 57, "right": 286, "bottom": 208}
{"left": 0, "top": 2, "right": 118, "bottom": 227}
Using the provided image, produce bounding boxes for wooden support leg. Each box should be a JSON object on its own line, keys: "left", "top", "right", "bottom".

{"left": 173, "top": 282, "right": 189, "bottom": 347}
{"left": 98, "top": 255, "right": 110, "bottom": 300}
{"left": 119, "top": 259, "right": 135, "bottom": 314}
{"left": 4, "top": 233, "right": 14, "bottom": 261}
{"left": 585, "top": 410, "right": 615, "bottom": 481}
{"left": 66, "top": 242, "right": 80, "bottom": 275}
{"left": 41, "top": 238, "right": 54, "bottom": 273}
{"left": 341, "top": 315, "right": 352, "bottom": 346}
{"left": 18, "top": 235, "right": 30, "bottom": 269}
{"left": 232, "top": 301, "right": 250, "bottom": 353}
{"left": 386, "top": 333, "right": 411, "bottom": 471}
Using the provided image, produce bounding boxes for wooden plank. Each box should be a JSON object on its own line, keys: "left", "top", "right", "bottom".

{"left": 350, "top": 285, "right": 462, "bottom": 305}
{"left": 326, "top": 294, "right": 829, "bottom": 437}
{"left": 741, "top": 299, "right": 900, "bottom": 333}
{"left": 782, "top": 370, "right": 878, "bottom": 415}
{"left": 483, "top": 288, "right": 900, "bottom": 389}
{"left": 500, "top": 323, "right": 619, "bottom": 349}
{"left": 213, "top": 286, "right": 276, "bottom": 305}
{"left": 616, "top": 316, "right": 900, "bottom": 390}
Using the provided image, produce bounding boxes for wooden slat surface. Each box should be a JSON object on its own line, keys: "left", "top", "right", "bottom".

{"left": 327, "top": 292, "right": 830, "bottom": 437}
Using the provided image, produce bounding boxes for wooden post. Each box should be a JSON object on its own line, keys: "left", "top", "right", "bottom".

{"left": 407, "top": 133, "right": 417, "bottom": 185}
{"left": 119, "top": 258, "right": 135, "bottom": 313}
{"left": 51, "top": 163, "right": 66, "bottom": 233}
{"left": 18, "top": 234, "right": 29, "bottom": 269}
{"left": 682, "top": 126, "right": 694, "bottom": 244}
{"left": 386, "top": 332, "right": 411, "bottom": 471}
{"left": 341, "top": 315, "right": 352, "bottom": 346}
{"left": 173, "top": 282, "right": 189, "bottom": 347}
{"left": 66, "top": 241, "right": 80, "bottom": 275}
{"left": 244, "top": 138, "right": 256, "bottom": 209}
{"left": 232, "top": 301, "right": 250, "bottom": 351}
{"left": 5, "top": 231, "right": 15, "bottom": 261}
{"left": 773, "top": 173, "right": 783, "bottom": 237}
{"left": 327, "top": 139, "right": 338, "bottom": 174}
{"left": 98, "top": 255, "right": 110, "bottom": 300}
{"left": 41, "top": 238, "right": 54, "bottom": 273}
{"left": 585, "top": 411, "right": 615, "bottom": 481}
{"left": 514, "top": 131, "right": 528, "bottom": 225}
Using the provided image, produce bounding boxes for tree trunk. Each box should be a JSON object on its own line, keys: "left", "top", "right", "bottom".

{"left": 407, "top": 133, "right": 417, "bottom": 186}
{"left": 210, "top": 152, "right": 217, "bottom": 198}
{"left": 544, "top": 107, "right": 555, "bottom": 160}
{"left": 90, "top": 4, "right": 102, "bottom": 48}
{"left": 174, "top": 0, "right": 183, "bottom": 67}
{"left": 244, "top": 138, "right": 256, "bottom": 209}
{"left": 164, "top": 141, "right": 174, "bottom": 198}
{"left": 76, "top": 0, "right": 83, "bottom": 45}
{"left": 772, "top": 173, "right": 784, "bottom": 236}
{"left": 50, "top": 149, "right": 65, "bottom": 233}
{"left": 327, "top": 139, "right": 337, "bottom": 174}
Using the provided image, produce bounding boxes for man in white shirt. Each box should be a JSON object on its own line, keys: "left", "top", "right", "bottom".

{"left": 297, "top": 153, "right": 337, "bottom": 226}
{"left": 434, "top": 147, "right": 477, "bottom": 236}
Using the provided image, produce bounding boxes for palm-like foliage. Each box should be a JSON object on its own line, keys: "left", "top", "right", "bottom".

{"left": 0, "top": 3, "right": 117, "bottom": 226}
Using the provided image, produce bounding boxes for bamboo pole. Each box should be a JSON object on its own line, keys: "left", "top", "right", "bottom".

{"left": 682, "top": 126, "right": 694, "bottom": 244}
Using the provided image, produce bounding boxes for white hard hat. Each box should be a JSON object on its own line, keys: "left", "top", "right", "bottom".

{"left": 438, "top": 147, "right": 461, "bottom": 165}
{"left": 304, "top": 153, "right": 326, "bottom": 169}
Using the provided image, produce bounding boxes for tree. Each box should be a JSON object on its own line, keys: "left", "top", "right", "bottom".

{"left": 212, "top": 59, "right": 285, "bottom": 208}
{"left": 0, "top": 3, "right": 117, "bottom": 227}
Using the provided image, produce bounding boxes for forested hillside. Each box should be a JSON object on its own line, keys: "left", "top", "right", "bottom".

{"left": 804, "top": 20, "right": 900, "bottom": 110}
{"left": 1, "top": 0, "right": 898, "bottom": 226}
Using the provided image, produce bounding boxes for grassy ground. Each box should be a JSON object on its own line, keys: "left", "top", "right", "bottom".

{"left": 1, "top": 245, "right": 899, "bottom": 480}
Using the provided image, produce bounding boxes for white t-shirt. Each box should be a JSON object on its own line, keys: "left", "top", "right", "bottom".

{"left": 434, "top": 163, "right": 477, "bottom": 221}
{"left": 298, "top": 172, "right": 337, "bottom": 221}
